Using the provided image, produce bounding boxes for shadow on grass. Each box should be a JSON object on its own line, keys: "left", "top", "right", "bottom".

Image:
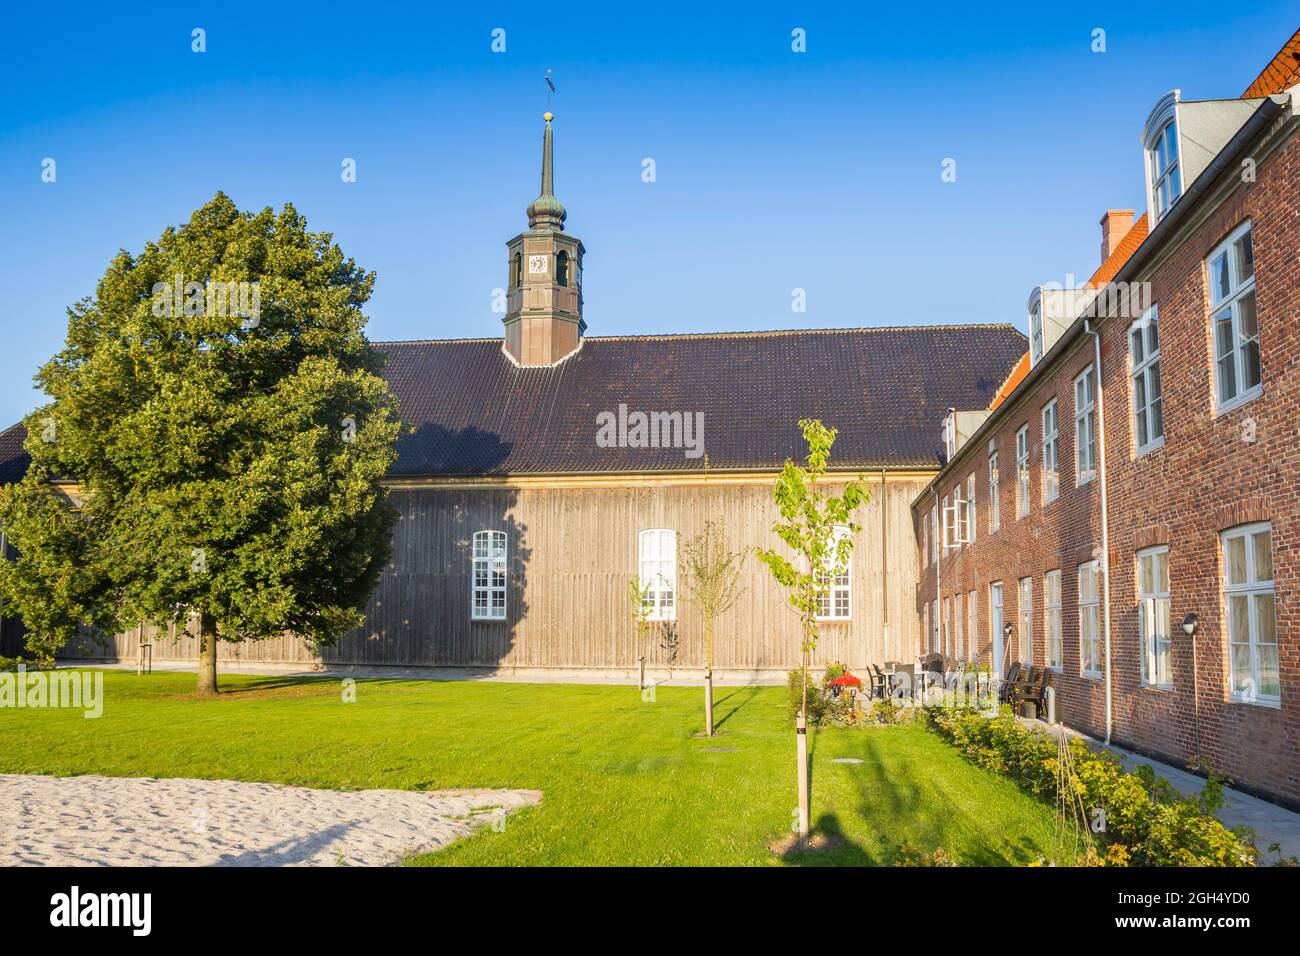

{"left": 712, "top": 686, "right": 762, "bottom": 731}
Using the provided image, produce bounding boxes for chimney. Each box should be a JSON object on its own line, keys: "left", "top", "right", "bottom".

{"left": 1099, "top": 209, "right": 1136, "bottom": 264}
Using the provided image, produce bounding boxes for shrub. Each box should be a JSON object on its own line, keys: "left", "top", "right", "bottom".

{"left": 922, "top": 705, "right": 1256, "bottom": 867}
{"left": 787, "top": 668, "right": 828, "bottom": 725}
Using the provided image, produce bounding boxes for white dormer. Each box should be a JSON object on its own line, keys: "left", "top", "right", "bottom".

{"left": 1026, "top": 284, "right": 1096, "bottom": 368}
{"left": 1141, "top": 90, "right": 1264, "bottom": 229}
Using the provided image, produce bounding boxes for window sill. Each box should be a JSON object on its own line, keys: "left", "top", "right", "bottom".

{"left": 471, "top": 616, "right": 507, "bottom": 623}
{"left": 1134, "top": 437, "right": 1165, "bottom": 459}
{"left": 1140, "top": 682, "right": 1174, "bottom": 693}
{"left": 1215, "top": 387, "right": 1263, "bottom": 418}
{"left": 1080, "top": 670, "right": 1103, "bottom": 681}
{"left": 1229, "top": 695, "right": 1281, "bottom": 710}
{"left": 815, "top": 617, "right": 852, "bottom": 623}
{"left": 1076, "top": 473, "right": 1096, "bottom": 488}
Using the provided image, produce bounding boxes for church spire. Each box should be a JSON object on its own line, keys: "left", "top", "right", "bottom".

{"left": 526, "top": 112, "right": 567, "bottom": 231}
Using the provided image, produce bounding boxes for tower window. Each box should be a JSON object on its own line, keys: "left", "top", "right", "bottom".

{"left": 510, "top": 253, "right": 522, "bottom": 288}
{"left": 556, "top": 250, "right": 569, "bottom": 287}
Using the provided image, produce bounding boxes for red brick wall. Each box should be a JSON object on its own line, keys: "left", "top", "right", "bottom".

{"left": 912, "top": 126, "right": 1300, "bottom": 807}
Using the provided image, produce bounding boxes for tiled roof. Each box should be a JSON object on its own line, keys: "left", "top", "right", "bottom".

{"left": 1087, "top": 212, "right": 1149, "bottom": 288}
{"left": 1243, "top": 28, "right": 1300, "bottom": 97}
{"left": 0, "top": 326, "right": 1028, "bottom": 481}
{"left": 378, "top": 326, "right": 1026, "bottom": 475}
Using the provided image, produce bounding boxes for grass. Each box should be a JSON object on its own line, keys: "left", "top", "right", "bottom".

{"left": 0, "top": 670, "right": 1075, "bottom": 865}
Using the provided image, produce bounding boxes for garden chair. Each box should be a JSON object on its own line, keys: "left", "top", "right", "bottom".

{"left": 997, "top": 661, "right": 1023, "bottom": 703}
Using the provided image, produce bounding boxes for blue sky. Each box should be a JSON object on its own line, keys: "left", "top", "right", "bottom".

{"left": 0, "top": 2, "right": 1295, "bottom": 424}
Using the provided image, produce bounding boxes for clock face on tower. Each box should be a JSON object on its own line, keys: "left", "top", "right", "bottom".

{"left": 528, "top": 254, "right": 548, "bottom": 275}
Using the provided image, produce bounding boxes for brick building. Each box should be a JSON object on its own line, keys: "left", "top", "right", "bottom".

{"left": 912, "top": 31, "right": 1300, "bottom": 807}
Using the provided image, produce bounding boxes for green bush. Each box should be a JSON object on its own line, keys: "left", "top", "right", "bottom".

{"left": 922, "top": 705, "right": 1256, "bottom": 867}
{"left": 786, "top": 668, "right": 828, "bottom": 725}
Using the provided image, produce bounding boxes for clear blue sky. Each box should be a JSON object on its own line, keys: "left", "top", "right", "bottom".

{"left": 0, "top": 2, "right": 1295, "bottom": 425}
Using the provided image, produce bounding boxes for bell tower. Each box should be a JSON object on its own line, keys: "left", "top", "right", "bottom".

{"left": 503, "top": 112, "right": 585, "bottom": 366}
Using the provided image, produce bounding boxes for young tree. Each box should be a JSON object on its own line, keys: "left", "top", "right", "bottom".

{"left": 681, "top": 520, "right": 746, "bottom": 736}
{"left": 628, "top": 577, "right": 652, "bottom": 691}
{"left": 0, "top": 193, "right": 402, "bottom": 695}
{"left": 754, "top": 419, "right": 868, "bottom": 845}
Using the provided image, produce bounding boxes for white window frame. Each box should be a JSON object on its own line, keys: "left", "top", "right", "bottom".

{"left": 1078, "top": 561, "right": 1101, "bottom": 677}
{"left": 931, "top": 599, "right": 940, "bottom": 652}
{"left": 967, "top": 590, "right": 977, "bottom": 662}
{"left": 1041, "top": 399, "right": 1059, "bottom": 503}
{"left": 965, "top": 473, "right": 976, "bottom": 545}
{"left": 922, "top": 602, "right": 930, "bottom": 654}
{"left": 954, "top": 591, "right": 964, "bottom": 660}
{"left": 1017, "top": 576, "right": 1033, "bottom": 664}
{"left": 1029, "top": 300, "right": 1044, "bottom": 364}
{"left": 1222, "top": 523, "right": 1278, "bottom": 706}
{"left": 929, "top": 504, "right": 938, "bottom": 565}
{"left": 987, "top": 440, "right": 1000, "bottom": 533}
{"left": 1129, "top": 305, "right": 1164, "bottom": 456}
{"left": 943, "top": 596, "right": 952, "bottom": 658}
{"left": 1208, "top": 221, "right": 1260, "bottom": 414}
{"left": 815, "top": 524, "right": 852, "bottom": 621}
{"left": 1137, "top": 546, "right": 1172, "bottom": 689}
{"left": 1016, "top": 425, "right": 1030, "bottom": 518}
{"left": 921, "top": 511, "right": 929, "bottom": 568}
{"left": 471, "top": 530, "right": 508, "bottom": 621}
{"left": 1044, "top": 570, "right": 1062, "bottom": 670}
{"left": 1074, "top": 366, "right": 1097, "bottom": 485}
{"left": 638, "top": 528, "right": 677, "bottom": 622}
{"left": 1147, "top": 118, "right": 1181, "bottom": 222}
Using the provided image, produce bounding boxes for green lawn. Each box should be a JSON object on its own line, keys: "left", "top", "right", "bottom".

{"left": 0, "top": 670, "right": 1074, "bottom": 865}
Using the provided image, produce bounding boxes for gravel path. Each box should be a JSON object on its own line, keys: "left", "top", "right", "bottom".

{"left": 0, "top": 773, "right": 541, "bottom": 866}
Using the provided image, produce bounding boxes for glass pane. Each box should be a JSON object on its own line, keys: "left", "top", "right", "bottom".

{"left": 1254, "top": 593, "right": 1276, "bottom": 644}
{"left": 1230, "top": 643, "right": 1252, "bottom": 695}
{"left": 1147, "top": 319, "right": 1159, "bottom": 353}
{"left": 1155, "top": 549, "right": 1168, "bottom": 591}
{"left": 1150, "top": 395, "right": 1163, "bottom": 441}
{"left": 1226, "top": 536, "right": 1248, "bottom": 586}
{"left": 1165, "top": 123, "right": 1178, "bottom": 164}
{"left": 1168, "top": 163, "right": 1181, "bottom": 199}
{"left": 1252, "top": 531, "right": 1272, "bottom": 582}
{"left": 1211, "top": 253, "right": 1230, "bottom": 303}
{"left": 1234, "top": 231, "right": 1253, "bottom": 283}
{"left": 1238, "top": 292, "right": 1258, "bottom": 340}
{"left": 1139, "top": 555, "right": 1153, "bottom": 595}
{"left": 1130, "top": 328, "right": 1144, "bottom": 363}
{"left": 1256, "top": 643, "right": 1279, "bottom": 699}
{"left": 1229, "top": 594, "right": 1250, "bottom": 639}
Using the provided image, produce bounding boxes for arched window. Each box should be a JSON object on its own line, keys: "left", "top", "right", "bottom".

{"left": 555, "top": 250, "right": 569, "bottom": 287}
{"left": 638, "top": 529, "right": 676, "bottom": 621}
{"left": 510, "top": 253, "right": 522, "bottom": 288}
{"left": 471, "top": 530, "right": 507, "bottom": 621}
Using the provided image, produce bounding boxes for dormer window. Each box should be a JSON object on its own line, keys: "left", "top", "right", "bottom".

{"left": 1149, "top": 120, "right": 1181, "bottom": 221}
{"left": 1143, "top": 93, "right": 1183, "bottom": 224}
{"left": 1029, "top": 299, "right": 1044, "bottom": 363}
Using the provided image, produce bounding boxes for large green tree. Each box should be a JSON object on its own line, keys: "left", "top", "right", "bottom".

{"left": 0, "top": 193, "right": 402, "bottom": 694}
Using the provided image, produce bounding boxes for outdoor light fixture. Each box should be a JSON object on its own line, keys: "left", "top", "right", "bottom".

{"left": 1003, "top": 624, "right": 1012, "bottom": 639}
{"left": 1182, "top": 613, "right": 1199, "bottom": 636}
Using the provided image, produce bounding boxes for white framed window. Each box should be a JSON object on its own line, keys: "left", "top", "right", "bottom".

{"left": 1208, "top": 222, "right": 1260, "bottom": 413}
{"left": 922, "top": 602, "right": 930, "bottom": 653}
{"left": 965, "top": 474, "right": 976, "bottom": 545}
{"left": 471, "top": 530, "right": 508, "bottom": 621}
{"left": 1148, "top": 119, "right": 1181, "bottom": 222}
{"left": 1016, "top": 425, "right": 1030, "bottom": 517}
{"left": 1130, "top": 306, "right": 1164, "bottom": 455}
{"left": 815, "top": 524, "right": 852, "bottom": 620}
{"left": 1138, "top": 546, "right": 1171, "bottom": 688}
{"left": 929, "top": 504, "right": 938, "bottom": 564}
{"left": 931, "top": 599, "right": 940, "bottom": 652}
{"left": 988, "top": 440, "right": 1000, "bottom": 533}
{"left": 967, "top": 590, "right": 977, "bottom": 662}
{"left": 1222, "top": 523, "right": 1277, "bottom": 705}
{"left": 1044, "top": 570, "right": 1062, "bottom": 669}
{"left": 941, "top": 494, "right": 950, "bottom": 549}
{"left": 943, "top": 596, "right": 952, "bottom": 657}
{"left": 954, "top": 592, "right": 964, "bottom": 660}
{"left": 951, "top": 482, "right": 967, "bottom": 547}
{"left": 1074, "top": 366, "right": 1097, "bottom": 485}
{"left": 1017, "top": 576, "right": 1033, "bottom": 664}
{"left": 920, "top": 512, "right": 929, "bottom": 568}
{"left": 638, "top": 528, "right": 677, "bottom": 621}
{"left": 989, "top": 581, "right": 1004, "bottom": 674}
{"left": 1041, "top": 399, "right": 1059, "bottom": 503}
{"left": 1078, "top": 561, "right": 1101, "bottom": 676}
{"left": 1030, "top": 300, "right": 1044, "bottom": 363}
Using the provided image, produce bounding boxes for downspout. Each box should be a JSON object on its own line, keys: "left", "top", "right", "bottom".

{"left": 1085, "top": 319, "right": 1113, "bottom": 745}
{"left": 933, "top": 487, "right": 940, "bottom": 657}
{"left": 880, "top": 468, "right": 889, "bottom": 663}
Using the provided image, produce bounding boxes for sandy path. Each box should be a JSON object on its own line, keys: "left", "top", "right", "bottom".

{"left": 0, "top": 773, "right": 541, "bottom": 866}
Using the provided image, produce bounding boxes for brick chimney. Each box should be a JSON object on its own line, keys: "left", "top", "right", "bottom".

{"left": 1099, "top": 209, "right": 1136, "bottom": 264}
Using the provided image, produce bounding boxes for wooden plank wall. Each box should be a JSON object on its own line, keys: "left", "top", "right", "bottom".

{"left": 59, "top": 474, "right": 931, "bottom": 674}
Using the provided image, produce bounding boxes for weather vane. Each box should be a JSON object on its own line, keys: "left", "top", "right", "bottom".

{"left": 544, "top": 69, "right": 555, "bottom": 112}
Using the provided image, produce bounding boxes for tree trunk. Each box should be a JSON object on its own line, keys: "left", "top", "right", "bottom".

{"left": 796, "top": 643, "right": 810, "bottom": 845}
{"left": 704, "top": 619, "right": 715, "bottom": 736}
{"left": 196, "top": 611, "right": 219, "bottom": 697}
